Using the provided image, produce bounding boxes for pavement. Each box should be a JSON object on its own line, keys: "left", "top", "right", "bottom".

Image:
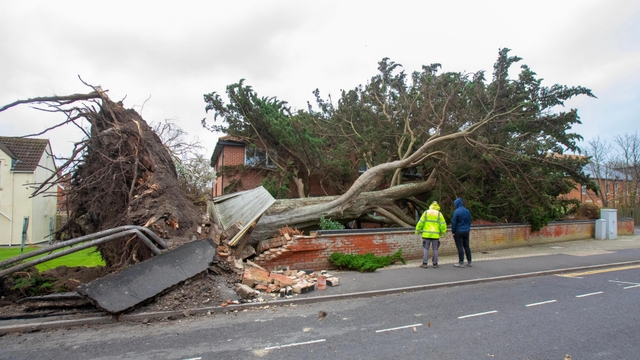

{"left": 2, "top": 228, "right": 640, "bottom": 334}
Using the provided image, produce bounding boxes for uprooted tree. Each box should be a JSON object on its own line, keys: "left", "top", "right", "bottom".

{"left": 0, "top": 83, "right": 200, "bottom": 269}
{"left": 203, "top": 48, "right": 598, "bottom": 242}
{"left": 0, "top": 48, "right": 599, "bottom": 266}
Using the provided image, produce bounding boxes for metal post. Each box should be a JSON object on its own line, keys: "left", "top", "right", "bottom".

{"left": 0, "top": 225, "right": 166, "bottom": 269}
{"left": 20, "top": 216, "right": 29, "bottom": 254}
{"left": 0, "top": 228, "right": 162, "bottom": 278}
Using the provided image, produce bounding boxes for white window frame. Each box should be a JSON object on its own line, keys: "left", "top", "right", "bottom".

{"left": 245, "top": 147, "right": 276, "bottom": 168}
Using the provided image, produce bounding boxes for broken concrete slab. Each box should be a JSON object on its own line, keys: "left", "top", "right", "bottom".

{"left": 235, "top": 283, "right": 260, "bottom": 299}
{"left": 77, "top": 239, "right": 216, "bottom": 314}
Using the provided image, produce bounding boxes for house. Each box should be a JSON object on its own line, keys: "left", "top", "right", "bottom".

{"left": 562, "top": 167, "right": 638, "bottom": 208}
{"left": 210, "top": 135, "right": 262, "bottom": 197}
{"left": 210, "top": 135, "right": 340, "bottom": 198}
{"left": 0, "top": 137, "right": 58, "bottom": 246}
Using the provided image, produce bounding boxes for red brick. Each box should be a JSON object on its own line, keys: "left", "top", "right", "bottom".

{"left": 268, "top": 273, "right": 295, "bottom": 287}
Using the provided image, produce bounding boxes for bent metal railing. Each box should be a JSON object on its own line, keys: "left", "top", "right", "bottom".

{"left": 0, "top": 225, "right": 166, "bottom": 278}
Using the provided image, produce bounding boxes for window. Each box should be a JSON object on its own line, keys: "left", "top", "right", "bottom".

{"left": 581, "top": 185, "right": 586, "bottom": 194}
{"left": 245, "top": 147, "right": 275, "bottom": 167}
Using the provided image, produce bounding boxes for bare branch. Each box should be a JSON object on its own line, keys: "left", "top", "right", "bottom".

{"left": 0, "top": 92, "right": 102, "bottom": 113}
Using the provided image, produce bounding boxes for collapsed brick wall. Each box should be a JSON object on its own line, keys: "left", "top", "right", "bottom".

{"left": 253, "top": 219, "right": 635, "bottom": 271}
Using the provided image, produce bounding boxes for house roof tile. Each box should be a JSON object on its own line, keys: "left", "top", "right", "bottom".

{"left": 0, "top": 137, "right": 50, "bottom": 172}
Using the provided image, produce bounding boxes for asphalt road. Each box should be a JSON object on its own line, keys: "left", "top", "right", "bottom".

{"left": 1, "top": 264, "right": 639, "bottom": 360}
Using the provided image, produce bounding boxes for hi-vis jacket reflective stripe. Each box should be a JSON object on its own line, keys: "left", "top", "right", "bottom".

{"left": 415, "top": 204, "right": 447, "bottom": 239}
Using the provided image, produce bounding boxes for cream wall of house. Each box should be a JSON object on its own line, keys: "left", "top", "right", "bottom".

{"left": 8, "top": 172, "right": 35, "bottom": 246}
{"left": 0, "top": 145, "right": 57, "bottom": 246}
{"left": 30, "top": 145, "right": 57, "bottom": 244}
{"left": 0, "top": 151, "right": 12, "bottom": 245}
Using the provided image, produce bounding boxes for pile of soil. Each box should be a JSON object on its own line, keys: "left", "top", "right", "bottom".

{"left": 131, "top": 271, "right": 241, "bottom": 314}
{"left": 0, "top": 265, "right": 107, "bottom": 318}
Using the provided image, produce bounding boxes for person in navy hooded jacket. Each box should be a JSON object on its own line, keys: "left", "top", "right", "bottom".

{"left": 451, "top": 198, "right": 472, "bottom": 267}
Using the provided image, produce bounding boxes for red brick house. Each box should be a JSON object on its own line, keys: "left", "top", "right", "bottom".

{"left": 210, "top": 135, "right": 261, "bottom": 197}
{"left": 559, "top": 157, "right": 639, "bottom": 211}
{"left": 210, "top": 135, "right": 344, "bottom": 198}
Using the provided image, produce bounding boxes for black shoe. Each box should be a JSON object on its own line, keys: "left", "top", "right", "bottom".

{"left": 433, "top": 264, "right": 439, "bottom": 268}
{"left": 419, "top": 264, "right": 428, "bottom": 268}
{"left": 453, "top": 262, "right": 464, "bottom": 268}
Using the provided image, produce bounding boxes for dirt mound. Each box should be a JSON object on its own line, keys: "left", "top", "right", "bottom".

{"left": 41, "top": 266, "right": 109, "bottom": 290}
{"left": 0, "top": 266, "right": 108, "bottom": 303}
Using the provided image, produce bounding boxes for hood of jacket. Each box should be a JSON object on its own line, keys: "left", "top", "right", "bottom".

{"left": 429, "top": 202, "right": 441, "bottom": 211}
{"left": 454, "top": 198, "right": 464, "bottom": 209}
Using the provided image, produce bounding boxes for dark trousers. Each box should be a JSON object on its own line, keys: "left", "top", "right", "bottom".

{"left": 453, "top": 232, "right": 471, "bottom": 263}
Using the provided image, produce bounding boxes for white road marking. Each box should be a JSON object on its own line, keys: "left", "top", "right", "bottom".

{"left": 375, "top": 323, "right": 423, "bottom": 333}
{"left": 525, "top": 300, "right": 557, "bottom": 307}
{"left": 576, "top": 291, "right": 603, "bottom": 298}
{"left": 609, "top": 280, "right": 639, "bottom": 285}
{"left": 623, "top": 284, "right": 640, "bottom": 289}
{"left": 264, "top": 339, "right": 326, "bottom": 350}
{"left": 458, "top": 310, "right": 498, "bottom": 319}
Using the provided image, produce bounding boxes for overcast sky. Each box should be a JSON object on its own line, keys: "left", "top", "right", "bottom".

{"left": 1, "top": 0, "right": 639, "bottom": 161}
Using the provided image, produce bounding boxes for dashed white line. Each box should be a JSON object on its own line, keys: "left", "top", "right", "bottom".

{"left": 623, "top": 284, "right": 640, "bottom": 289}
{"left": 264, "top": 339, "right": 326, "bottom": 350}
{"left": 609, "top": 280, "right": 639, "bottom": 285}
{"left": 375, "top": 323, "right": 423, "bottom": 333}
{"left": 458, "top": 310, "right": 498, "bottom": 319}
{"left": 576, "top": 291, "right": 603, "bottom": 298}
{"left": 526, "top": 300, "right": 557, "bottom": 307}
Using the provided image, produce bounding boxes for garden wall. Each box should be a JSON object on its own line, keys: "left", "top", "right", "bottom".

{"left": 253, "top": 218, "right": 635, "bottom": 271}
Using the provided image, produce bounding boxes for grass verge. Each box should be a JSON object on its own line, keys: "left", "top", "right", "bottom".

{"left": 0, "top": 245, "right": 105, "bottom": 271}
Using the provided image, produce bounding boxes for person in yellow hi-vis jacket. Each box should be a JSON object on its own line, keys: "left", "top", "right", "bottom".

{"left": 415, "top": 201, "right": 447, "bottom": 268}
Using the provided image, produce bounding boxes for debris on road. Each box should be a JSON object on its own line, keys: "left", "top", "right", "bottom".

{"left": 239, "top": 264, "right": 340, "bottom": 300}
{"left": 77, "top": 239, "right": 216, "bottom": 314}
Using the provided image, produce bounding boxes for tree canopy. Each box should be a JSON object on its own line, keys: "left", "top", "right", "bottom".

{"left": 203, "top": 48, "right": 597, "bottom": 233}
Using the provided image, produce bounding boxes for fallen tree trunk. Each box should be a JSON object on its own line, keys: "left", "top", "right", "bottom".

{"left": 249, "top": 170, "right": 438, "bottom": 243}
{"left": 245, "top": 98, "right": 507, "bottom": 242}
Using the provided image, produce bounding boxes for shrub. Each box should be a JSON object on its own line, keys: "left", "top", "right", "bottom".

{"left": 575, "top": 203, "right": 600, "bottom": 219}
{"left": 11, "top": 271, "right": 57, "bottom": 297}
{"left": 319, "top": 216, "right": 344, "bottom": 230}
{"left": 329, "top": 249, "right": 406, "bottom": 272}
